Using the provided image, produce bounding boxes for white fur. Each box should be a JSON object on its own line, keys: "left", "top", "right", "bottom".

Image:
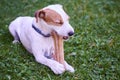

{"left": 9, "top": 4, "right": 74, "bottom": 74}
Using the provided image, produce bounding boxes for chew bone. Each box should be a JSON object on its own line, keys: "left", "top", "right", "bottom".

{"left": 52, "top": 31, "right": 64, "bottom": 64}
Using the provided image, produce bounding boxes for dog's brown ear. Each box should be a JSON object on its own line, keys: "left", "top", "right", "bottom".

{"left": 34, "top": 10, "right": 45, "bottom": 23}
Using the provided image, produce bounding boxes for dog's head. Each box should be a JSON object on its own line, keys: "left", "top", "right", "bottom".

{"left": 35, "top": 4, "right": 74, "bottom": 40}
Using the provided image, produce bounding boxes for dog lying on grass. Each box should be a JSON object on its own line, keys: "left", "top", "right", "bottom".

{"left": 9, "top": 4, "right": 74, "bottom": 74}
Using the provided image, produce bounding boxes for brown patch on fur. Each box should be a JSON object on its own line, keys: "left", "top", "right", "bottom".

{"left": 35, "top": 9, "right": 63, "bottom": 26}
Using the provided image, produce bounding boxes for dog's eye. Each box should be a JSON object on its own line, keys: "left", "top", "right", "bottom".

{"left": 57, "top": 21, "right": 63, "bottom": 25}
{"left": 55, "top": 21, "right": 63, "bottom": 25}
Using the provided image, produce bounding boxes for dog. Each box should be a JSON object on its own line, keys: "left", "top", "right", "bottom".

{"left": 9, "top": 4, "right": 74, "bottom": 74}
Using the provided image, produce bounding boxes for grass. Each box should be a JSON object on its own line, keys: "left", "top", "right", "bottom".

{"left": 0, "top": 0, "right": 120, "bottom": 80}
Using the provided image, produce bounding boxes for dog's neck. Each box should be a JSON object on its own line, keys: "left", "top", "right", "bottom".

{"left": 33, "top": 18, "right": 52, "bottom": 37}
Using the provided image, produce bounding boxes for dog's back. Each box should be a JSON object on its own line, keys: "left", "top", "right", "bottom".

{"left": 9, "top": 17, "right": 34, "bottom": 52}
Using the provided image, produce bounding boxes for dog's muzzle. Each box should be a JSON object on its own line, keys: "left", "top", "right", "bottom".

{"left": 52, "top": 30, "right": 74, "bottom": 40}
{"left": 63, "top": 31, "right": 74, "bottom": 40}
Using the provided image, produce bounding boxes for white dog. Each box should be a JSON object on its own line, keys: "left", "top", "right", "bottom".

{"left": 9, "top": 4, "right": 74, "bottom": 74}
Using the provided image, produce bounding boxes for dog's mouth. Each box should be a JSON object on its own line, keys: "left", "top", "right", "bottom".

{"left": 52, "top": 31, "right": 69, "bottom": 40}
{"left": 63, "top": 36, "right": 69, "bottom": 40}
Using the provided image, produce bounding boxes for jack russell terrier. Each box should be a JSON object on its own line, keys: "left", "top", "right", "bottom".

{"left": 9, "top": 4, "right": 74, "bottom": 74}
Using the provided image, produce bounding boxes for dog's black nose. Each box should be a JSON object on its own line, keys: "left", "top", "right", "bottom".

{"left": 68, "top": 31, "right": 74, "bottom": 36}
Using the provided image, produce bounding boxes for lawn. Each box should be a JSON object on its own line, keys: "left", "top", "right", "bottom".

{"left": 0, "top": 0, "right": 120, "bottom": 80}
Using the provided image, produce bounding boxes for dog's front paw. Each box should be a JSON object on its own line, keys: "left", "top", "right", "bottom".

{"left": 64, "top": 61, "right": 75, "bottom": 73}
{"left": 50, "top": 61, "right": 65, "bottom": 74}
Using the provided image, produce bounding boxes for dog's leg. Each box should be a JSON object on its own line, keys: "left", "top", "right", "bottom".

{"left": 11, "top": 31, "right": 20, "bottom": 44}
{"left": 64, "top": 61, "right": 75, "bottom": 73}
{"left": 9, "top": 23, "right": 20, "bottom": 44}
{"left": 32, "top": 48, "right": 65, "bottom": 74}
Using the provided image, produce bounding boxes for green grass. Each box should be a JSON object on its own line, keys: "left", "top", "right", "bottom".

{"left": 0, "top": 0, "right": 120, "bottom": 80}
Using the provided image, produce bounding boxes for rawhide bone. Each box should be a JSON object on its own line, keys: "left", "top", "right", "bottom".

{"left": 52, "top": 31, "right": 64, "bottom": 65}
